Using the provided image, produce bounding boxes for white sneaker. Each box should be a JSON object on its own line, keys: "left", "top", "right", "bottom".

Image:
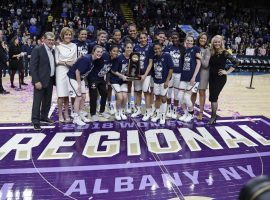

{"left": 179, "top": 113, "right": 188, "bottom": 121}
{"left": 160, "top": 113, "right": 166, "bottom": 125}
{"left": 80, "top": 115, "right": 91, "bottom": 123}
{"left": 79, "top": 110, "right": 88, "bottom": 117}
{"left": 126, "top": 103, "right": 132, "bottom": 114}
{"left": 183, "top": 113, "right": 193, "bottom": 123}
{"left": 70, "top": 111, "right": 75, "bottom": 119}
{"left": 73, "top": 115, "right": 86, "bottom": 126}
{"left": 115, "top": 111, "right": 121, "bottom": 121}
{"left": 91, "top": 115, "right": 99, "bottom": 122}
{"left": 166, "top": 106, "right": 172, "bottom": 118}
{"left": 150, "top": 108, "right": 155, "bottom": 117}
{"left": 131, "top": 106, "right": 137, "bottom": 114}
{"left": 151, "top": 111, "right": 160, "bottom": 123}
{"left": 171, "top": 108, "right": 178, "bottom": 119}
{"left": 99, "top": 112, "right": 111, "bottom": 119}
{"left": 142, "top": 111, "right": 150, "bottom": 121}
{"left": 108, "top": 104, "right": 115, "bottom": 115}
{"left": 120, "top": 109, "right": 127, "bottom": 120}
{"left": 131, "top": 107, "right": 141, "bottom": 118}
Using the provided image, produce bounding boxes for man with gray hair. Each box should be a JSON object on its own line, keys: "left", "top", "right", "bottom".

{"left": 30, "top": 32, "right": 56, "bottom": 130}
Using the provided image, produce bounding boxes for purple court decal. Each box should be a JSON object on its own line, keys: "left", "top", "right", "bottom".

{"left": 0, "top": 115, "right": 270, "bottom": 200}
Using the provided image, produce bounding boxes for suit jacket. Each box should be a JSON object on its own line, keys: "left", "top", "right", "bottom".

{"left": 0, "top": 46, "right": 8, "bottom": 69}
{"left": 30, "top": 45, "right": 55, "bottom": 88}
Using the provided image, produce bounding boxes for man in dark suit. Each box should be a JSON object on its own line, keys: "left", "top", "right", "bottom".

{"left": 30, "top": 32, "right": 55, "bottom": 130}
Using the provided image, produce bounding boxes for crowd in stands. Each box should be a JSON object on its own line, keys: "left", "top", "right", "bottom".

{"left": 0, "top": 0, "right": 269, "bottom": 95}
{"left": 0, "top": 0, "right": 269, "bottom": 56}
{"left": 130, "top": 0, "right": 270, "bottom": 56}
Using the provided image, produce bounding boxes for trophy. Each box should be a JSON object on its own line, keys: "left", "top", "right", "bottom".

{"left": 127, "top": 52, "right": 141, "bottom": 80}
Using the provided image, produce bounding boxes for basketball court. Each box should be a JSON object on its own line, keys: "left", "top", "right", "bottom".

{"left": 0, "top": 74, "right": 270, "bottom": 200}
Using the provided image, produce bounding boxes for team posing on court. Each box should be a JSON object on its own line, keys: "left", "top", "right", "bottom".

{"left": 64, "top": 23, "right": 209, "bottom": 126}
{"left": 33, "top": 24, "right": 236, "bottom": 126}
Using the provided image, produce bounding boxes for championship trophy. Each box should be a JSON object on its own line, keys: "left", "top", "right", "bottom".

{"left": 127, "top": 52, "right": 141, "bottom": 80}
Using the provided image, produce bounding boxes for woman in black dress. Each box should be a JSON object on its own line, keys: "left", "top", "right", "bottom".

{"left": 9, "top": 36, "right": 26, "bottom": 88}
{"left": 0, "top": 41, "right": 9, "bottom": 94}
{"left": 208, "top": 35, "right": 239, "bottom": 124}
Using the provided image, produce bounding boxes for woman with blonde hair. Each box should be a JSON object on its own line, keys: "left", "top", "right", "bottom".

{"left": 55, "top": 27, "right": 77, "bottom": 122}
{"left": 208, "top": 35, "right": 239, "bottom": 124}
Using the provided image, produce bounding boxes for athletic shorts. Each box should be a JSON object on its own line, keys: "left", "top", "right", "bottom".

{"left": 179, "top": 81, "right": 199, "bottom": 93}
{"left": 153, "top": 83, "right": 169, "bottom": 96}
{"left": 68, "top": 78, "right": 86, "bottom": 98}
{"left": 111, "top": 83, "right": 128, "bottom": 93}
{"left": 134, "top": 75, "right": 151, "bottom": 93}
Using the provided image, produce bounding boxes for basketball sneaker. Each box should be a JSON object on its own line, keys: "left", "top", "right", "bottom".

{"left": 183, "top": 113, "right": 193, "bottom": 123}
{"left": 73, "top": 114, "right": 86, "bottom": 126}
{"left": 151, "top": 110, "right": 160, "bottom": 123}
{"left": 160, "top": 113, "right": 166, "bottom": 125}
{"left": 131, "top": 107, "right": 141, "bottom": 117}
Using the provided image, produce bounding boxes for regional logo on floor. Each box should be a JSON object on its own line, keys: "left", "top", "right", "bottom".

{"left": 0, "top": 116, "right": 270, "bottom": 200}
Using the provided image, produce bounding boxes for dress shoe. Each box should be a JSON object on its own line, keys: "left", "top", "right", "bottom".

{"left": 40, "top": 118, "right": 54, "bottom": 124}
{"left": 33, "top": 124, "right": 41, "bottom": 131}
{"left": 207, "top": 116, "right": 217, "bottom": 125}
{"left": 21, "top": 82, "right": 28, "bottom": 85}
{"left": 0, "top": 90, "right": 10, "bottom": 94}
{"left": 59, "top": 115, "right": 65, "bottom": 123}
{"left": 197, "top": 112, "right": 203, "bottom": 121}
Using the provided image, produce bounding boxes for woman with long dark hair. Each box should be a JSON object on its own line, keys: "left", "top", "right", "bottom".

{"left": 110, "top": 41, "right": 133, "bottom": 120}
{"left": 0, "top": 41, "right": 9, "bottom": 94}
{"left": 191, "top": 32, "right": 211, "bottom": 120}
{"left": 9, "top": 36, "right": 26, "bottom": 88}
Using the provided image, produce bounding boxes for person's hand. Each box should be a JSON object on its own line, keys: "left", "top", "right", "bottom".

{"left": 218, "top": 69, "right": 227, "bottom": 76}
{"left": 164, "top": 81, "right": 169, "bottom": 89}
{"left": 6, "top": 61, "right": 9, "bottom": 67}
{"left": 140, "top": 74, "right": 146, "bottom": 82}
{"left": 190, "top": 77, "right": 195, "bottom": 86}
{"left": 121, "top": 75, "right": 127, "bottom": 81}
{"left": 35, "top": 82, "right": 42, "bottom": 90}
{"left": 77, "top": 86, "right": 82, "bottom": 96}
{"left": 66, "top": 61, "right": 74, "bottom": 67}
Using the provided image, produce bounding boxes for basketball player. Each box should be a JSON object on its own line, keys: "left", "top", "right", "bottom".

{"left": 110, "top": 41, "right": 133, "bottom": 120}
{"left": 151, "top": 43, "right": 173, "bottom": 124}
{"left": 132, "top": 32, "right": 154, "bottom": 121}
{"left": 164, "top": 32, "right": 185, "bottom": 119}
{"left": 178, "top": 35, "right": 201, "bottom": 123}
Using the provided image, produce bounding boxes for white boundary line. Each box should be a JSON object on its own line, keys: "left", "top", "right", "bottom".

{"left": 0, "top": 151, "right": 269, "bottom": 175}
{"left": 0, "top": 118, "right": 266, "bottom": 130}
{"left": 217, "top": 118, "right": 261, "bottom": 123}
{"left": 48, "top": 102, "right": 57, "bottom": 118}
{"left": 194, "top": 106, "right": 211, "bottom": 118}
{"left": 0, "top": 126, "right": 55, "bottom": 130}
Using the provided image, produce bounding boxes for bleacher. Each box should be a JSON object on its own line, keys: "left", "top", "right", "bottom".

{"left": 236, "top": 55, "right": 270, "bottom": 72}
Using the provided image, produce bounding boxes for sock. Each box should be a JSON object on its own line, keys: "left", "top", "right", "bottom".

{"left": 160, "top": 102, "right": 167, "bottom": 114}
